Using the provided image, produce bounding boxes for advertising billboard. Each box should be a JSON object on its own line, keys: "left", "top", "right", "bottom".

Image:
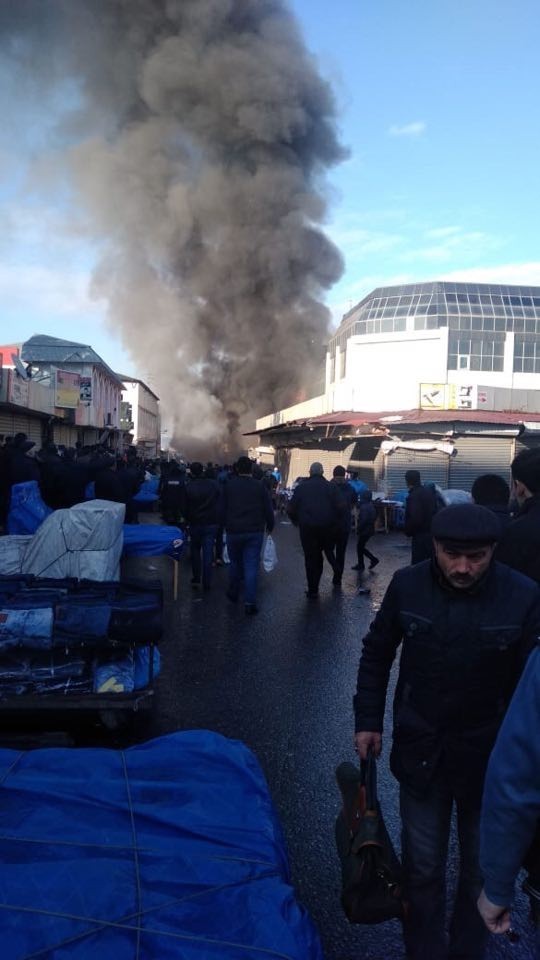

{"left": 55, "top": 370, "right": 80, "bottom": 409}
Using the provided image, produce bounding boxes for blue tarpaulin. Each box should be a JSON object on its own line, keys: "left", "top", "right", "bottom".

{"left": 134, "top": 475, "right": 160, "bottom": 503}
{"left": 7, "top": 481, "right": 53, "bottom": 535}
{"left": 122, "top": 524, "right": 184, "bottom": 561}
{"left": 0, "top": 730, "right": 323, "bottom": 960}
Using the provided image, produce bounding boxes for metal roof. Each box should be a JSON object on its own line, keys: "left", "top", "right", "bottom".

{"left": 252, "top": 408, "right": 540, "bottom": 437}
{"left": 21, "top": 336, "right": 123, "bottom": 385}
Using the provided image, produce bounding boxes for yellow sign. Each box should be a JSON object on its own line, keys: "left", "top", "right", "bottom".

{"left": 55, "top": 370, "right": 80, "bottom": 409}
{"left": 420, "top": 384, "right": 446, "bottom": 409}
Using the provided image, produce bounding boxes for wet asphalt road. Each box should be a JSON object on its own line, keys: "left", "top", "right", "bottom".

{"left": 130, "top": 517, "right": 535, "bottom": 960}
{"left": 3, "top": 516, "right": 534, "bottom": 959}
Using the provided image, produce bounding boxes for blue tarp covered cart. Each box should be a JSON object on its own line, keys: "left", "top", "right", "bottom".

{"left": 0, "top": 730, "right": 323, "bottom": 960}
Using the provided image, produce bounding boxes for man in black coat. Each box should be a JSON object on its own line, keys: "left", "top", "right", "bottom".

{"left": 404, "top": 469, "right": 439, "bottom": 564}
{"left": 496, "top": 447, "right": 540, "bottom": 584}
{"left": 354, "top": 504, "right": 540, "bottom": 960}
{"left": 329, "top": 465, "right": 358, "bottom": 587}
{"left": 220, "top": 456, "right": 274, "bottom": 615}
{"left": 288, "top": 461, "right": 342, "bottom": 598}
{"left": 184, "top": 461, "right": 221, "bottom": 591}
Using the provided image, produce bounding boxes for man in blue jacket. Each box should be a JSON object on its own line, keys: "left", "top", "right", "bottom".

{"left": 354, "top": 503, "right": 540, "bottom": 960}
{"left": 477, "top": 645, "right": 540, "bottom": 957}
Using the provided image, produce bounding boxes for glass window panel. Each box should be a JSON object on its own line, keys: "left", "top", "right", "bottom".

{"left": 448, "top": 355, "right": 457, "bottom": 369}
{"left": 469, "top": 294, "right": 479, "bottom": 304}
{"left": 419, "top": 294, "right": 431, "bottom": 304}
{"left": 427, "top": 304, "right": 438, "bottom": 314}
{"left": 510, "top": 296, "right": 521, "bottom": 306}
{"left": 426, "top": 316, "right": 439, "bottom": 329}
{"left": 449, "top": 316, "right": 460, "bottom": 329}
{"left": 533, "top": 298, "right": 540, "bottom": 308}
{"left": 513, "top": 307, "right": 525, "bottom": 318}
{"left": 483, "top": 315, "right": 494, "bottom": 330}
{"left": 525, "top": 318, "right": 536, "bottom": 333}
{"left": 522, "top": 296, "right": 533, "bottom": 306}
{"left": 381, "top": 318, "right": 393, "bottom": 332}
{"left": 493, "top": 357, "right": 504, "bottom": 372}
{"left": 394, "top": 317, "right": 406, "bottom": 332}
{"left": 399, "top": 296, "right": 413, "bottom": 306}
{"left": 395, "top": 305, "right": 408, "bottom": 316}
{"left": 471, "top": 303, "right": 482, "bottom": 315}
{"left": 472, "top": 316, "right": 483, "bottom": 330}
{"left": 456, "top": 293, "right": 468, "bottom": 303}
{"left": 491, "top": 295, "right": 503, "bottom": 306}
{"left": 446, "top": 293, "right": 457, "bottom": 302}
{"left": 460, "top": 316, "right": 472, "bottom": 330}
{"left": 523, "top": 358, "right": 535, "bottom": 373}
{"left": 470, "top": 356, "right": 481, "bottom": 370}
{"left": 513, "top": 317, "right": 525, "bottom": 332}
{"left": 479, "top": 294, "right": 492, "bottom": 305}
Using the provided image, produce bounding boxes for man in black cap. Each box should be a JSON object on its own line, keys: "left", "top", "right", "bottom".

{"left": 288, "top": 462, "right": 343, "bottom": 597}
{"left": 354, "top": 503, "right": 540, "bottom": 960}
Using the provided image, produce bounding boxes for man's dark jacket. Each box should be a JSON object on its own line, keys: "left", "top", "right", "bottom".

{"left": 288, "top": 475, "right": 342, "bottom": 528}
{"left": 221, "top": 476, "right": 274, "bottom": 534}
{"left": 354, "top": 559, "right": 540, "bottom": 800}
{"left": 496, "top": 494, "right": 540, "bottom": 584}
{"left": 404, "top": 483, "right": 438, "bottom": 536}
{"left": 184, "top": 478, "right": 220, "bottom": 526}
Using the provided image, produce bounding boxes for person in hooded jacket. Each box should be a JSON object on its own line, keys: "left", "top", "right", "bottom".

{"left": 352, "top": 489, "right": 379, "bottom": 572}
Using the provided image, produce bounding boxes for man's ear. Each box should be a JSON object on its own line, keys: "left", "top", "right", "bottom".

{"left": 513, "top": 478, "right": 530, "bottom": 502}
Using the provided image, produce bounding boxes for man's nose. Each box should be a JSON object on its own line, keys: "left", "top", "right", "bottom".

{"left": 455, "top": 556, "right": 471, "bottom": 574}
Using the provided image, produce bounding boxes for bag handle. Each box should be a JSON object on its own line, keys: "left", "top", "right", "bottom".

{"left": 360, "top": 749, "right": 377, "bottom": 811}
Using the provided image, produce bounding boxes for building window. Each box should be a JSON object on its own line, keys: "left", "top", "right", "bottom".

{"left": 448, "top": 336, "right": 504, "bottom": 372}
{"left": 340, "top": 349, "right": 346, "bottom": 379}
{"left": 514, "top": 336, "right": 540, "bottom": 373}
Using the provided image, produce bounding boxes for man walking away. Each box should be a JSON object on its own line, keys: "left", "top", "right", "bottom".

{"left": 184, "top": 461, "right": 220, "bottom": 592}
{"left": 288, "top": 462, "right": 342, "bottom": 598}
{"left": 352, "top": 489, "right": 379, "bottom": 572}
{"left": 160, "top": 461, "right": 186, "bottom": 527}
{"left": 221, "top": 456, "right": 274, "bottom": 615}
{"left": 496, "top": 447, "right": 540, "bottom": 583}
{"left": 329, "top": 466, "right": 357, "bottom": 586}
{"left": 354, "top": 503, "right": 540, "bottom": 960}
{"left": 471, "top": 473, "right": 511, "bottom": 531}
{"left": 404, "top": 469, "right": 439, "bottom": 563}
{"left": 477, "top": 643, "right": 540, "bottom": 957}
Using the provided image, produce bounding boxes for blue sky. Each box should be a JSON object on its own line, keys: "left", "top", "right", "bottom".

{"left": 2, "top": 0, "right": 540, "bottom": 377}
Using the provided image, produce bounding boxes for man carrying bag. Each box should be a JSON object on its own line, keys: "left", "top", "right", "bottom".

{"left": 336, "top": 751, "right": 405, "bottom": 925}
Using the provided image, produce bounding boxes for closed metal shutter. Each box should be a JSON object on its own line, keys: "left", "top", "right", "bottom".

{"left": 53, "top": 423, "right": 78, "bottom": 447}
{"left": 448, "top": 437, "right": 513, "bottom": 490}
{"left": 0, "top": 411, "right": 44, "bottom": 446}
{"left": 384, "top": 449, "right": 449, "bottom": 496}
{"left": 282, "top": 446, "right": 352, "bottom": 486}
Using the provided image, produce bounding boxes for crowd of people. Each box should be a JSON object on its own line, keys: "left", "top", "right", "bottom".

{"left": 1, "top": 432, "right": 539, "bottom": 957}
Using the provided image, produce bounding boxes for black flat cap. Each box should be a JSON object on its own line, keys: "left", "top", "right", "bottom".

{"left": 431, "top": 504, "right": 501, "bottom": 544}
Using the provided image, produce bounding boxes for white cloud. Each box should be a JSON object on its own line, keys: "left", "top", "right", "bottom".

{"left": 388, "top": 121, "right": 426, "bottom": 137}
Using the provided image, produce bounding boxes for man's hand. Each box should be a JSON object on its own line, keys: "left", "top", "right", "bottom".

{"left": 354, "top": 731, "right": 382, "bottom": 759}
{"left": 477, "top": 888, "right": 511, "bottom": 934}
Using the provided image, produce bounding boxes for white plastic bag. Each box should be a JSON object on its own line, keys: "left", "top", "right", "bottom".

{"left": 262, "top": 534, "right": 278, "bottom": 573}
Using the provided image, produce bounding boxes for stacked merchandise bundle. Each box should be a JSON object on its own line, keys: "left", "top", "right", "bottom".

{"left": 0, "top": 577, "right": 162, "bottom": 698}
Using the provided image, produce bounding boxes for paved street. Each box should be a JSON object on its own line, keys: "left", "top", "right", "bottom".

{"left": 1, "top": 516, "right": 533, "bottom": 959}
{"left": 128, "top": 518, "right": 535, "bottom": 960}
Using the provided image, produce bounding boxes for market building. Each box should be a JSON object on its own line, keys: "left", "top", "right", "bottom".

{"left": 118, "top": 376, "right": 160, "bottom": 458}
{"left": 0, "top": 335, "right": 124, "bottom": 450}
{"left": 254, "top": 281, "right": 540, "bottom": 489}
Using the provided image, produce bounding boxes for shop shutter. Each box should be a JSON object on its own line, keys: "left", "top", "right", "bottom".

{"left": 283, "top": 446, "right": 352, "bottom": 486}
{"left": 384, "top": 449, "right": 449, "bottom": 496}
{"left": 10, "top": 413, "right": 45, "bottom": 447}
{"left": 53, "top": 423, "right": 78, "bottom": 447}
{"left": 448, "top": 437, "right": 513, "bottom": 491}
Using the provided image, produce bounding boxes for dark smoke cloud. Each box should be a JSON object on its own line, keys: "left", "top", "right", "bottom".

{"left": 1, "top": 0, "right": 346, "bottom": 455}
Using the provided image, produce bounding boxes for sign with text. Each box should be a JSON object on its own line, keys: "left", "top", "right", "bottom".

{"left": 79, "top": 376, "right": 92, "bottom": 403}
{"left": 55, "top": 370, "right": 80, "bottom": 409}
{"left": 420, "top": 383, "right": 477, "bottom": 410}
{"left": 8, "top": 369, "right": 29, "bottom": 406}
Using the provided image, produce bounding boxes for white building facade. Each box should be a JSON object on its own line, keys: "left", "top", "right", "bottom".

{"left": 120, "top": 378, "right": 160, "bottom": 458}
{"left": 257, "top": 281, "right": 540, "bottom": 431}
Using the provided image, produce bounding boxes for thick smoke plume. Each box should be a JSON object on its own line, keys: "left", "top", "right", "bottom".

{"left": 1, "top": 0, "right": 345, "bottom": 455}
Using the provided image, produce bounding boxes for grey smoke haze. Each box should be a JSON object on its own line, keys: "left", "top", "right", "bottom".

{"left": 1, "top": 0, "right": 346, "bottom": 455}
